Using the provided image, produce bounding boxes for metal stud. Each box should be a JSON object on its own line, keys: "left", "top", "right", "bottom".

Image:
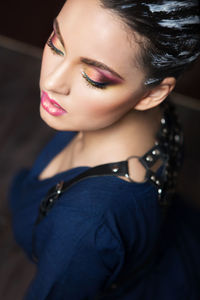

{"left": 174, "top": 135, "right": 181, "bottom": 143}
{"left": 57, "top": 190, "right": 61, "bottom": 194}
{"left": 112, "top": 167, "right": 119, "bottom": 173}
{"left": 125, "top": 173, "right": 129, "bottom": 178}
{"left": 158, "top": 188, "right": 162, "bottom": 194}
{"left": 162, "top": 128, "right": 168, "bottom": 134}
{"left": 146, "top": 155, "right": 153, "bottom": 162}
{"left": 152, "top": 149, "right": 160, "bottom": 156}
{"left": 49, "top": 198, "right": 53, "bottom": 203}
{"left": 156, "top": 180, "right": 160, "bottom": 185}
{"left": 161, "top": 118, "right": 166, "bottom": 125}
{"left": 150, "top": 175, "right": 156, "bottom": 181}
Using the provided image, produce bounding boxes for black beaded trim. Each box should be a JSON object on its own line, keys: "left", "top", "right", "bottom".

{"left": 139, "top": 144, "right": 164, "bottom": 169}
{"left": 140, "top": 98, "right": 184, "bottom": 207}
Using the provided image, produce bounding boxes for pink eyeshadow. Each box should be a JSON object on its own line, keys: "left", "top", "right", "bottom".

{"left": 86, "top": 66, "right": 123, "bottom": 84}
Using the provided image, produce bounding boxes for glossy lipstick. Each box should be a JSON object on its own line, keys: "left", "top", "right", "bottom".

{"left": 41, "top": 91, "right": 67, "bottom": 116}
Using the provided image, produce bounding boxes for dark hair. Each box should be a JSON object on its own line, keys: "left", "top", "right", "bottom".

{"left": 100, "top": 0, "right": 200, "bottom": 87}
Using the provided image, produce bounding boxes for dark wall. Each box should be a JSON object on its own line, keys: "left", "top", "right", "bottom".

{"left": 1, "top": 0, "right": 200, "bottom": 99}
{"left": 0, "top": 1, "right": 65, "bottom": 48}
{"left": 175, "top": 58, "right": 200, "bottom": 100}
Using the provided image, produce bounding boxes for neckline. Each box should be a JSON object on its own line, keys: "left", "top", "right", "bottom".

{"left": 34, "top": 101, "right": 171, "bottom": 184}
{"left": 34, "top": 165, "right": 165, "bottom": 193}
{"left": 31, "top": 131, "right": 85, "bottom": 184}
{"left": 36, "top": 165, "right": 90, "bottom": 184}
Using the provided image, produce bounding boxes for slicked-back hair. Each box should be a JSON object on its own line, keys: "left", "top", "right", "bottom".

{"left": 100, "top": 0, "right": 200, "bottom": 87}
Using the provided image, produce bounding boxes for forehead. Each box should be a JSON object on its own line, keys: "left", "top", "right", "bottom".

{"left": 58, "top": 0, "right": 143, "bottom": 79}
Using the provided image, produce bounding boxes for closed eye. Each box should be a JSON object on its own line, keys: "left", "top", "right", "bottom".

{"left": 47, "top": 32, "right": 109, "bottom": 90}
{"left": 81, "top": 71, "right": 109, "bottom": 89}
{"left": 47, "top": 33, "right": 64, "bottom": 56}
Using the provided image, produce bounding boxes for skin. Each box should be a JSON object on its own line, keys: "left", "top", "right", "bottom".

{"left": 39, "top": 0, "right": 176, "bottom": 181}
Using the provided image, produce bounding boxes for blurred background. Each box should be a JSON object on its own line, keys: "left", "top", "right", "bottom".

{"left": 0, "top": 1, "right": 200, "bottom": 299}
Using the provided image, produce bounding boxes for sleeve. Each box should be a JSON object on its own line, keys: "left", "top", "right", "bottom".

{"left": 24, "top": 211, "right": 125, "bottom": 300}
{"left": 48, "top": 220, "right": 125, "bottom": 300}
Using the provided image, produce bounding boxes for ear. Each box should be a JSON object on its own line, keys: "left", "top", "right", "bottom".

{"left": 134, "top": 77, "right": 176, "bottom": 111}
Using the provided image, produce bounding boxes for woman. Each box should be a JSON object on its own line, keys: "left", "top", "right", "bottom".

{"left": 8, "top": 0, "right": 200, "bottom": 299}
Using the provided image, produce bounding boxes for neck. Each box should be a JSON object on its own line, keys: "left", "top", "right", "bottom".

{"left": 71, "top": 105, "right": 163, "bottom": 166}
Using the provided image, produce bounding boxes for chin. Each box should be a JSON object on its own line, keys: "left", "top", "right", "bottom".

{"left": 39, "top": 105, "right": 65, "bottom": 131}
{"left": 39, "top": 104, "right": 121, "bottom": 132}
{"left": 39, "top": 105, "right": 80, "bottom": 132}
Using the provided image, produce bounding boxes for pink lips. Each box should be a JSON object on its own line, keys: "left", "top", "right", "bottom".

{"left": 41, "top": 91, "right": 67, "bottom": 116}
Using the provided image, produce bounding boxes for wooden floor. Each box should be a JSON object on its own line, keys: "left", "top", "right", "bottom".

{"left": 0, "top": 37, "right": 200, "bottom": 299}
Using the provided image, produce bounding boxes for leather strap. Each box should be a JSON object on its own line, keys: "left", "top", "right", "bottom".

{"left": 35, "top": 160, "right": 130, "bottom": 225}
{"left": 32, "top": 160, "right": 132, "bottom": 263}
{"left": 32, "top": 157, "right": 167, "bottom": 265}
{"left": 32, "top": 159, "right": 165, "bottom": 295}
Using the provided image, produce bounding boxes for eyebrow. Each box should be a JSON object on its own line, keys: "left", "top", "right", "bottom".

{"left": 53, "top": 18, "right": 125, "bottom": 81}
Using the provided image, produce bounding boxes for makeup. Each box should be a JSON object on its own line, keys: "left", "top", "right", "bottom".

{"left": 52, "top": 18, "right": 125, "bottom": 82}
{"left": 83, "top": 66, "right": 121, "bottom": 85}
{"left": 47, "top": 32, "right": 64, "bottom": 56}
{"left": 80, "top": 57, "right": 124, "bottom": 82}
{"left": 92, "top": 66, "right": 123, "bottom": 84}
{"left": 41, "top": 91, "right": 67, "bottom": 116}
{"left": 81, "top": 71, "right": 108, "bottom": 89}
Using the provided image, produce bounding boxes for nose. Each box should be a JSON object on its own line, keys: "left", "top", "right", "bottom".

{"left": 42, "top": 58, "right": 71, "bottom": 95}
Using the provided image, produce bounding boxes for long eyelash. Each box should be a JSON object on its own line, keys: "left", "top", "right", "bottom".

{"left": 81, "top": 71, "right": 108, "bottom": 90}
{"left": 46, "top": 37, "right": 108, "bottom": 90}
{"left": 47, "top": 37, "right": 64, "bottom": 56}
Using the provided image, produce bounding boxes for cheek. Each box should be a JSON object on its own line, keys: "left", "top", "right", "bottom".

{"left": 39, "top": 46, "right": 54, "bottom": 86}
{"left": 73, "top": 86, "right": 138, "bottom": 127}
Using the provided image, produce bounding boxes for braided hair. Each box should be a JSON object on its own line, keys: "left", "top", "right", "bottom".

{"left": 100, "top": 0, "right": 200, "bottom": 87}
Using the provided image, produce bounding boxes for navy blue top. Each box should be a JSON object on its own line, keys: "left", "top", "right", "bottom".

{"left": 8, "top": 130, "right": 200, "bottom": 300}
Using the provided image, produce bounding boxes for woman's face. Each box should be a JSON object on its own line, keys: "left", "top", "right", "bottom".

{"left": 39, "top": 0, "right": 146, "bottom": 131}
